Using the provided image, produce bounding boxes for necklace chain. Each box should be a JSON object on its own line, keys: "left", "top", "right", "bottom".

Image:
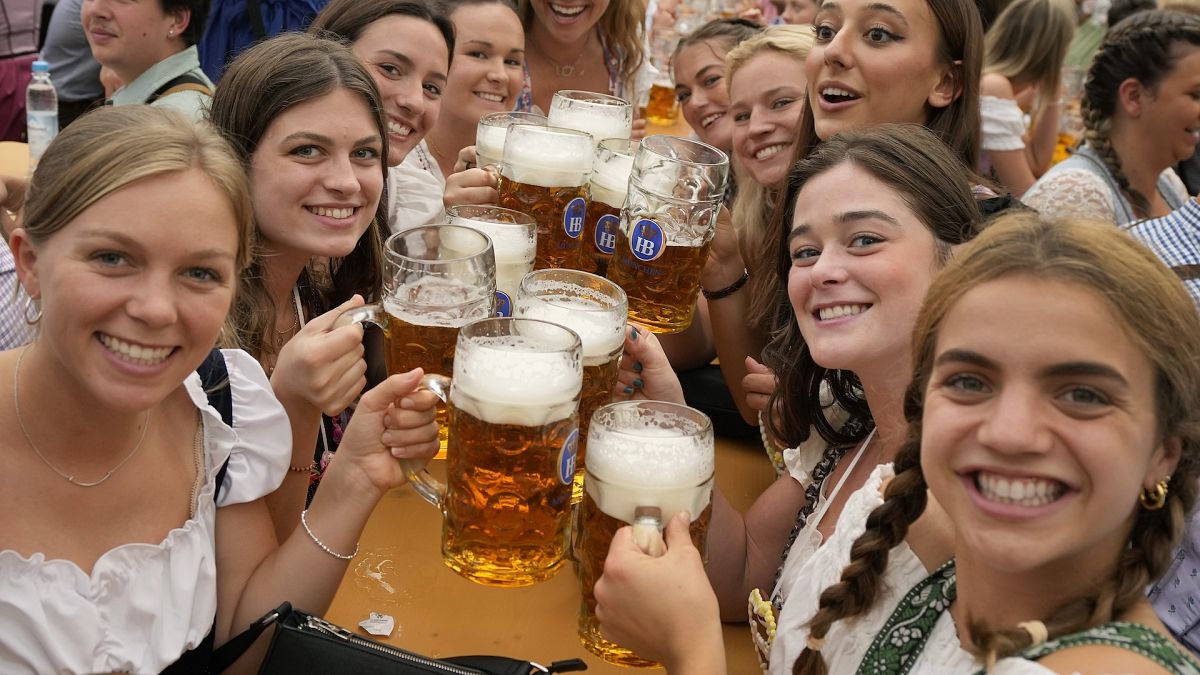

{"left": 13, "top": 346, "right": 151, "bottom": 487}
{"left": 275, "top": 295, "right": 300, "bottom": 335}
{"left": 534, "top": 37, "right": 588, "bottom": 77}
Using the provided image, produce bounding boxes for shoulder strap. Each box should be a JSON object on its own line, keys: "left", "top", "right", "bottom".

{"left": 1014, "top": 621, "right": 1200, "bottom": 675}
{"left": 857, "top": 559, "right": 957, "bottom": 675}
{"left": 148, "top": 73, "right": 214, "bottom": 104}
{"left": 196, "top": 349, "right": 233, "bottom": 501}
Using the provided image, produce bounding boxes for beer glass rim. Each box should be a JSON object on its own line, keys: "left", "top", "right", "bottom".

{"left": 518, "top": 268, "right": 628, "bottom": 313}
{"left": 478, "top": 111, "right": 549, "bottom": 128}
{"left": 591, "top": 400, "right": 714, "bottom": 438}
{"left": 383, "top": 224, "right": 493, "bottom": 265}
{"left": 597, "top": 138, "right": 639, "bottom": 156}
{"left": 552, "top": 90, "right": 632, "bottom": 108}
{"left": 459, "top": 316, "right": 583, "bottom": 354}
{"left": 639, "top": 134, "right": 728, "bottom": 168}
{"left": 446, "top": 204, "right": 537, "bottom": 228}
{"left": 507, "top": 123, "right": 595, "bottom": 143}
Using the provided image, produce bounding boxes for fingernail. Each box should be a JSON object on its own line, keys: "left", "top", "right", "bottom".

{"left": 633, "top": 361, "right": 643, "bottom": 373}
{"left": 633, "top": 378, "right": 644, "bottom": 389}
{"left": 630, "top": 326, "right": 639, "bottom": 341}
{"left": 623, "top": 386, "right": 635, "bottom": 395}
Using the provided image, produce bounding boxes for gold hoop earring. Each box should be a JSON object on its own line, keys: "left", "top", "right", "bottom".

{"left": 22, "top": 296, "right": 41, "bottom": 326}
{"left": 1140, "top": 478, "right": 1169, "bottom": 511}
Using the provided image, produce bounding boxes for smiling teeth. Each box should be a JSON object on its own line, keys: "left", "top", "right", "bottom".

{"left": 976, "top": 472, "right": 1065, "bottom": 507}
{"left": 701, "top": 113, "right": 723, "bottom": 128}
{"left": 388, "top": 121, "right": 412, "bottom": 137}
{"left": 476, "top": 92, "right": 504, "bottom": 103}
{"left": 818, "top": 304, "right": 868, "bottom": 320}
{"left": 755, "top": 144, "right": 787, "bottom": 160}
{"left": 310, "top": 206, "right": 354, "bottom": 218}
{"left": 99, "top": 334, "right": 172, "bottom": 365}
{"left": 551, "top": 3, "right": 585, "bottom": 14}
{"left": 822, "top": 87, "right": 857, "bottom": 98}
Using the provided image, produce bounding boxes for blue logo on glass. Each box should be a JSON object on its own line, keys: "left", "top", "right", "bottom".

{"left": 494, "top": 290, "right": 512, "bottom": 318}
{"left": 629, "top": 218, "right": 665, "bottom": 262}
{"left": 595, "top": 214, "right": 619, "bottom": 254}
{"left": 558, "top": 429, "right": 579, "bottom": 485}
{"left": 563, "top": 197, "right": 586, "bottom": 239}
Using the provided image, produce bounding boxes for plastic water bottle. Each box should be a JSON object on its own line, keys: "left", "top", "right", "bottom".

{"left": 27, "top": 60, "right": 59, "bottom": 172}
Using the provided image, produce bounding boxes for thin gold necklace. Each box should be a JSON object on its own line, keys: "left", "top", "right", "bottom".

{"left": 13, "top": 346, "right": 151, "bottom": 487}
{"left": 534, "top": 36, "right": 589, "bottom": 77}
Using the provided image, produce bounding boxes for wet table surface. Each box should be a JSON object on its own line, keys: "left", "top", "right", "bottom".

{"left": 325, "top": 433, "right": 776, "bottom": 674}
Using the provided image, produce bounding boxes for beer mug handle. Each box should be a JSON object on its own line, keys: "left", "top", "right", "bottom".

{"left": 402, "top": 373, "right": 453, "bottom": 508}
{"left": 632, "top": 506, "right": 665, "bottom": 557}
{"left": 338, "top": 303, "right": 387, "bottom": 331}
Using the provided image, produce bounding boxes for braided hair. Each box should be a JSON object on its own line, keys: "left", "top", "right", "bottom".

{"left": 792, "top": 212, "right": 1200, "bottom": 674}
{"left": 1081, "top": 10, "right": 1200, "bottom": 219}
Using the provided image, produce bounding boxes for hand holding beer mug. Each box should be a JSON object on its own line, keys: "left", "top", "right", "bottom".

{"left": 405, "top": 318, "right": 583, "bottom": 587}
{"left": 579, "top": 139, "right": 636, "bottom": 277}
{"left": 341, "top": 226, "right": 495, "bottom": 458}
{"left": 497, "top": 124, "right": 593, "bottom": 270}
{"left": 547, "top": 90, "right": 634, "bottom": 148}
{"left": 606, "top": 135, "right": 729, "bottom": 333}
{"left": 475, "top": 111, "right": 548, "bottom": 170}
{"left": 446, "top": 205, "right": 536, "bottom": 317}
{"left": 576, "top": 401, "right": 715, "bottom": 666}
{"left": 514, "top": 269, "right": 627, "bottom": 500}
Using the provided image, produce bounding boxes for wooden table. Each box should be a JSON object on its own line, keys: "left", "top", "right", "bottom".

{"left": 0, "top": 142, "right": 29, "bottom": 177}
{"left": 326, "top": 434, "right": 775, "bottom": 673}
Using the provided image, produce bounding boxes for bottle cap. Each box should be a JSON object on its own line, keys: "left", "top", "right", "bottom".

{"left": 32, "top": 60, "right": 49, "bottom": 72}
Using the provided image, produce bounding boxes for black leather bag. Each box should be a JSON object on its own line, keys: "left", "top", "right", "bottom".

{"left": 213, "top": 603, "right": 588, "bottom": 675}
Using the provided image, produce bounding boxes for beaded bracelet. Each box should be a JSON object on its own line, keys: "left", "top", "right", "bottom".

{"left": 701, "top": 268, "right": 749, "bottom": 301}
{"left": 288, "top": 462, "right": 317, "bottom": 474}
{"left": 300, "top": 509, "right": 359, "bottom": 560}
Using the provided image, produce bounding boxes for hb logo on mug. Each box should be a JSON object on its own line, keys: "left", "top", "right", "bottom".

{"left": 630, "top": 219, "right": 665, "bottom": 262}
{"left": 563, "top": 198, "right": 586, "bottom": 239}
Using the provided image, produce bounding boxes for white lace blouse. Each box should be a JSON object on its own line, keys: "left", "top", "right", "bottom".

{"left": 0, "top": 349, "right": 290, "bottom": 674}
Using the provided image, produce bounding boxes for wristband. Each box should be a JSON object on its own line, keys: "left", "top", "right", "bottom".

{"left": 701, "top": 268, "right": 749, "bottom": 301}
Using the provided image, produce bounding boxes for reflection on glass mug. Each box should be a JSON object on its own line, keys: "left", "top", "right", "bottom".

{"left": 497, "top": 124, "right": 593, "bottom": 271}
{"left": 446, "top": 205, "right": 536, "bottom": 318}
{"left": 342, "top": 225, "right": 495, "bottom": 459}
{"left": 405, "top": 318, "right": 583, "bottom": 587}
{"left": 514, "top": 269, "right": 627, "bottom": 502}
{"left": 605, "top": 135, "right": 729, "bottom": 333}
{"left": 576, "top": 401, "right": 715, "bottom": 666}
{"left": 579, "top": 138, "right": 636, "bottom": 277}
{"left": 475, "top": 111, "right": 548, "bottom": 170}
{"left": 547, "top": 89, "right": 634, "bottom": 149}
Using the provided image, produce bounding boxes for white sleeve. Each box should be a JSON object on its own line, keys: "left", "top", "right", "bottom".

{"left": 214, "top": 349, "right": 291, "bottom": 507}
{"left": 1023, "top": 168, "right": 1118, "bottom": 224}
{"left": 980, "top": 96, "right": 1027, "bottom": 152}
{"left": 387, "top": 143, "right": 447, "bottom": 235}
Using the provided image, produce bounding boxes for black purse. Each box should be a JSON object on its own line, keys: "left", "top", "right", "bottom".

{"left": 212, "top": 603, "right": 589, "bottom": 675}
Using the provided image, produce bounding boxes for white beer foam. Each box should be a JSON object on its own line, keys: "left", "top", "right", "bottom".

{"left": 502, "top": 131, "right": 592, "bottom": 187}
{"left": 451, "top": 217, "right": 535, "bottom": 263}
{"left": 452, "top": 334, "right": 581, "bottom": 426}
{"left": 515, "top": 281, "right": 624, "bottom": 364}
{"left": 590, "top": 157, "right": 633, "bottom": 208}
{"left": 476, "top": 124, "right": 508, "bottom": 165}
{"left": 586, "top": 422, "right": 714, "bottom": 523}
{"left": 549, "top": 107, "right": 632, "bottom": 146}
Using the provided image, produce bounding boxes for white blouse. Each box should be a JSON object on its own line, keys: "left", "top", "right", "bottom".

{"left": 981, "top": 95, "right": 1028, "bottom": 152}
{"left": 387, "top": 140, "right": 447, "bottom": 234}
{"left": 0, "top": 349, "right": 291, "bottom": 674}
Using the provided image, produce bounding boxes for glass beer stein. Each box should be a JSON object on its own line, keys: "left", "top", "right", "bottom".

{"left": 605, "top": 135, "right": 729, "bottom": 333}
{"left": 497, "top": 124, "right": 594, "bottom": 270}
{"left": 514, "top": 269, "right": 627, "bottom": 501}
{"left": 406, "top": 318, "right": 584, "bottom": 587}
{"left": 445, "top": 205, "right": 537, "bottom": 317}
{"left": 579, "top": 138, "right": 636, "bottom": 276}
{"left": 575, "top": 401, "right": 715, "bottom": 666}
{"left": 547, "top": 89, "right": 634, "bottom": 149}
{"left": 342, "top": 225, "right": 495, "bottom": 458}
{"left": 475, "top": 111, "right": 548, "bottom": 170}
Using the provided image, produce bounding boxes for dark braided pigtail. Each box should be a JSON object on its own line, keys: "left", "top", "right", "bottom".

{"left": 1080, "top": 10, "right": 1200, "bottom": 218}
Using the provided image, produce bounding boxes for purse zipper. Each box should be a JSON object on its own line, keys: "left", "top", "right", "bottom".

{"left": 302, "top": 615, "right": 485, "bottom": 675}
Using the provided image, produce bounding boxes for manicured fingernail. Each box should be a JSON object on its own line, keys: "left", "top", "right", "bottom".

{"left": 630, "top": 326, "right": 639, "bottom": 341}
{"left": 633, "top": 378, "right": 644, "bottom": 389}
{"left": 633, "top": 361, "right": 643, "bottom": 373}
{"left": 623, "top": 386, "right": 635, "bottom": 395}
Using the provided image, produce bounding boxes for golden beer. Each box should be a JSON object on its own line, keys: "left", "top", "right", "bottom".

{"left": 381, "top": 306, "right": 460, "bottom": 455}
{"left": 578, "top": 138, "right": 635, "bottom": 276}
{"left": 498, "top": 178, "right": 589, "bottom": 271}
{"left": 578, "top": 197, "right": 621, "bottom": 277}
{"left": 442, "top": 396, "right": 578, "bottom": 586}
{"left": 606, "top": 226, "right": 710, "bottom": 333}
{"left": 644, "top": 82, "right": 679, "bottom": 126}
{"left": 575, "top": 401, "right": 715, "bottom": 667}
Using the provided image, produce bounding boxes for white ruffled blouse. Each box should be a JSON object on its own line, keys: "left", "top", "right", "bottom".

{"left": 0, "top": 349, "right": 290, "bottom": 674}
{"left": 981, "top": 95, "right": 1028, "bottom": 152}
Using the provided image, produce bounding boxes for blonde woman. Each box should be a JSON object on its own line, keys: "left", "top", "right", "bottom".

{"left": 979, "top": 0, "right": 1075, "bottom": 196}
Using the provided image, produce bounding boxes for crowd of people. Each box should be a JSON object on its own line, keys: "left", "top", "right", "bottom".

{"left": 2, "top": 0, "right": 1200, "bottom": 671}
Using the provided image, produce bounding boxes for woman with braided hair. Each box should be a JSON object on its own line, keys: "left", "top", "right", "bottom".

{"left": 596, "top": 211, "right": 1200, "bottom": 674}
{"left": 1023, "top": 10, "right": 1200, "bottom": 226}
